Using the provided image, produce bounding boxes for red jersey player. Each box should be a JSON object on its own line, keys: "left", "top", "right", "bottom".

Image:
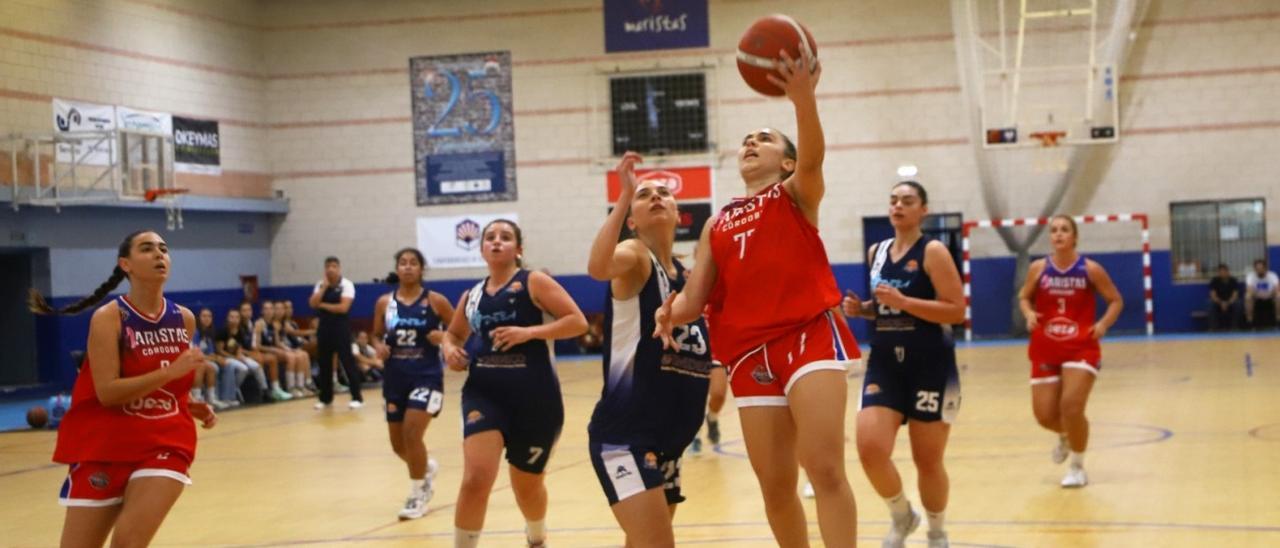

{"left": 1018, "top": 216, "right": 1123, "bottom": 488}
{"left": 30, "top": 230, "right": 216, "bottom": 547}
{"left": 654, "top": 48, "right": 860, "bottom": 547}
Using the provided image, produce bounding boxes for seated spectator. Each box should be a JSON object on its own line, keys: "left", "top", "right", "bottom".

{"left": 239, "top": 301, "right": 290, "bottom": 401}
{"left": 218, "top": 309, "right": 268, "bottom": 403}
{"left": 352, "top": 330, "right": 384, "bottom": 381}
{"left": 256, "top": 301, "right": 312, "bottom": 398}
{"left": 193, "top": 308, "right": 233, "bottom": 409}
{"left": 1207, "top": 264, "right": 1242, "bottom": 331}
{"left": 270, "top": 300, "right": 315, "bottom": 396}
{"left": 1246, "top": 259, "right": 1279, "bottom": 330}
{"left": 280, "top": 300, "right": 319, "bottom": 391}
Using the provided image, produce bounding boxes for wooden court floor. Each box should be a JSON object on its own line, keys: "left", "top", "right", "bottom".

{"left": 2, "top": 334, "right": 1278, "bottom": 547}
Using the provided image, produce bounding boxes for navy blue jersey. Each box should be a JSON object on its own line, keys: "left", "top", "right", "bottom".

{"left": 237, "top": 323, "right": 255, "bottom": 350}
{"left": 382, "top": 289, "right": 444, "bottom": 377}
{"left": 260, "top": 321, "right": 278, "bottom": 347}
{"left": 590, "top": 254, "right": 711, "bottom": 451}
{"left": 869, "top": 236, "right": 945, "bottom": 347}
{"left": 463, "top": 270, "right": 559, "bottom": 392}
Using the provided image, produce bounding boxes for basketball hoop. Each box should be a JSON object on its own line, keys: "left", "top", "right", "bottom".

{"left": 145, "top": 188, "right": 189, "bottom": 231}
{"left": 1029, "top": 131, "right": 1068, "bottom": 173}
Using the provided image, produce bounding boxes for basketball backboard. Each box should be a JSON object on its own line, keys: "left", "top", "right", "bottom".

{"left": 961, "top": 0, "right": 1121, "bottom": 148}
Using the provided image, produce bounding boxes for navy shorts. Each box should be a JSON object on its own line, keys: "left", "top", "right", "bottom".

{"left": 589, "top": 441, "right": 685, "bottom": 506}
{"left": 461, "top": 384, "right": 563, "bottom": 474}
{"left": 860, "top": 342, "right": 961, "bottom": 424}
{"left": 382, "top": 367, "right": 443, "bottom": 422}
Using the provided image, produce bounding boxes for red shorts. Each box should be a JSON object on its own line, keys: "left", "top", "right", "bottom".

{"left": 1030, "top": 359, "right": 1100, "bottom": 385}
{"left": 726, "top": 311, "right": 860, "bottom": 407}
{"left": 58, "top": 450, "right": 192, "bottom": 507}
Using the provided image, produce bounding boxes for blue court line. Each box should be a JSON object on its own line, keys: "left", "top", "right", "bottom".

{"left": 961, "top": 330, "right": 1280, "bottom": 348}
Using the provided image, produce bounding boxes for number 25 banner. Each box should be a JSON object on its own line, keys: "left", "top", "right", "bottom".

{"left": 410, "top": 51, "right": 517, "bottom": 205}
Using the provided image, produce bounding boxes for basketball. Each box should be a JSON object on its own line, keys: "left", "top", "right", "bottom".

{"left": 26, "top": 406, "right": 48, "bottom": 429}
{"left": 736, "top": 14, "right": 819, "bottom": 96}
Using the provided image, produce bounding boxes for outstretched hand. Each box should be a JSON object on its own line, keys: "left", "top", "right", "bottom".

{"left": 765, "top": 48, "right": 821, "bottom": 101}
{"left": 615, "top": 151, "right": 643, "bottom": 202}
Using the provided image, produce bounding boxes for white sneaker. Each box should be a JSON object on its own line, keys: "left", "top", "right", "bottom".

{"left": 271, "top": 386, "right": 293, "bottom": 401}
{"left": 314, "top": 402, "right": 331, "bottom": 410}
{"left": 1061, "top": 465, "right": 1088, "bottom": 488}
{"left": 348, "top": 400, "right": 364, "bottom": 410}
{"left": 208, "top": 398, "right": 231, "bottom": 411}
{"left": 927, "top": 530, "right": 950, "bottom": 548}
{"left": 882, "top": 508, "right": 921, "bottom": 548}
{"left": 802, "top": 482, "right": 815, "bottom": 498}
{"left": 1052, "top": 435, "right": 1069, "bottom": 464}
{"left": 397, "top": 487, "right": 433, "bottom": 520}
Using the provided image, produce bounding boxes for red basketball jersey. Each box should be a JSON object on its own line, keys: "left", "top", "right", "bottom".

{"left": 53, "top": 296, "right": 196, "bottom": 464}
{"left": 707, "top": 182, "right": 844, "bottom": 361}
{"left": 1028, "top": 256, "right": 1101, "bottom": 365}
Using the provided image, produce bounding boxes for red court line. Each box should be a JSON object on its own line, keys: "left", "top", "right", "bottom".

{"left": 0, "top": 27, "right": 262, "bottom": 80}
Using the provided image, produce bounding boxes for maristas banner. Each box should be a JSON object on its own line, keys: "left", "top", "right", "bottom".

{"left": 604, "top": 0, "right": 709, "bottom": 53}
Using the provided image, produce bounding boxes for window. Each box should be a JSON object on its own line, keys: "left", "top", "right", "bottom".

{"left": 1170, "top": 199, "right": 1267, "bottom": 281}
{"left": 610, "top": 73, "right": 707, "bottom": 156}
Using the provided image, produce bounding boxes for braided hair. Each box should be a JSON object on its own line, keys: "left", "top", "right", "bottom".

{"left": 28, "top": 230, "right": 149, "bottom": 316}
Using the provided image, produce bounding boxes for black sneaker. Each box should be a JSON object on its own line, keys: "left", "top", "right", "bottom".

{"left": 707, "top": 419, "right": 721, "bottom": 447}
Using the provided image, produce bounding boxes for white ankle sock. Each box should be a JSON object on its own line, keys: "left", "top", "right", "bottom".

{"left": 410, "top": 478, "right": 427, "bottom": 494}
{"left": 884, "top": 492, "right": 911, "bottom": 519}
{"left": 454, "top": 528, "right": 481, "bottom": 548}
{"left": 1070, "top": 450, "right": 1085, "bottom": 467}
{"left": 271, "top": 380, "right": 282, "bottom": 391}
{"left": 927, "top": 510, "right": 945, "bottom": 533}
{"left": 707, "top": 411, "right": 719, "bottom": 422}
{"left": 526, "top": 519, "right": 546, "bottom": 542}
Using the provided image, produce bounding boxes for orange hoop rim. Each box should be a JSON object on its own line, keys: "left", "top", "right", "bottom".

{"left": 144, "top": 188, "right": 190, "bottom": 203}
{"left": 1028, "top": 131, "right": 1067, "bottom": 147}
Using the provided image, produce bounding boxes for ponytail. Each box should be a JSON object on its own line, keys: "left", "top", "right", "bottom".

{"left": 29, "top": 266, "right": 128, "bottom": 316}
{"left": 384, "top": 272, "right": 401, "bottom": 285}
{"left": 28, "top": 230, "right": 149, "bottom": 316}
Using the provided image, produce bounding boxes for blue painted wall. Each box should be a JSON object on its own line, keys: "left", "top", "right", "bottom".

{"left": 30, "top": 246, "right": 1280, "bottom": 389}
{"left": 3, "top": 205, "right": 276, "bottom": 389}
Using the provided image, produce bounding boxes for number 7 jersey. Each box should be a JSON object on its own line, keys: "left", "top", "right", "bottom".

{"left": 708, "top": 182, "right": 844, "bottom": 362}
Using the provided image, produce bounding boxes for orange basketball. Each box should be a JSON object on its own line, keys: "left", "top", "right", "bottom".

{"left": 736, "top": 14, "right": 819, "bottom": 97}
{"left": 27, "top": 406, "right": 48, "bottom": 429}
